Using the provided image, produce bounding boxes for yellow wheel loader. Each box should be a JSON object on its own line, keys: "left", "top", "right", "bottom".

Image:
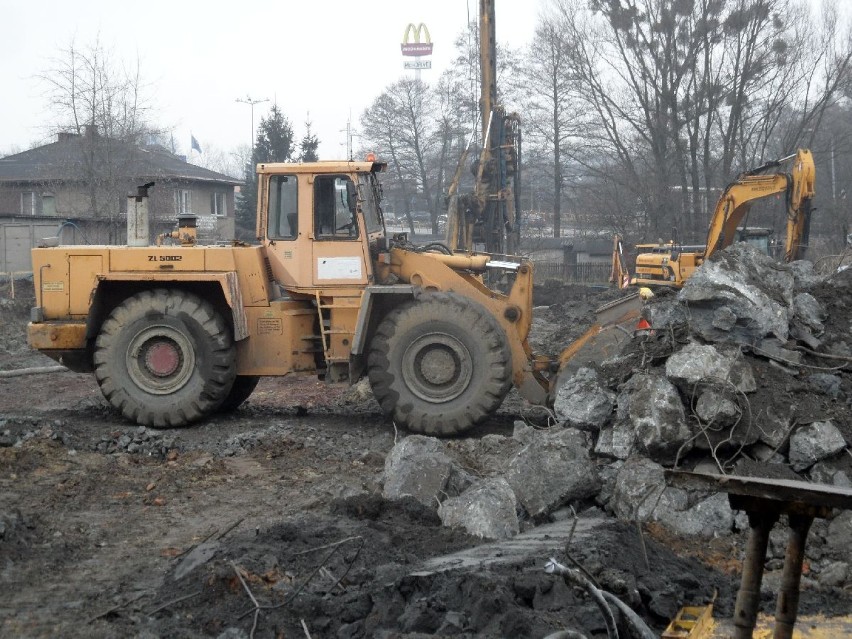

{"left": 27, "top": 161, "right": 642, "bottom": 434}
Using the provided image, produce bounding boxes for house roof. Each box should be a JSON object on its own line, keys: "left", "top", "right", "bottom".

{"left": 0, "top": 132, "right": 241, "bottom": 186}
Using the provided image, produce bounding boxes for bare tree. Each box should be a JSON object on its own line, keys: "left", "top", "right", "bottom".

{"left": 194, "top": 143, "right": 248, "bottom": 180}
{"left": 551, "top": 0, "right": 852, "bottom": 244}
{"left": 38, "top": 36, "right": 159, "bottom": 241}
{"left": 518, "top": 15, "right": 581, "bottom": 238}
{"left": 360, "top": 78, "right": 438, "bottom": 232}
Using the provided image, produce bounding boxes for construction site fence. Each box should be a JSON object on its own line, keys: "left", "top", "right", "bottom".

{"left": 532, "top": 261, "right": 612, "bottom": 285}
{"left": 0, "top": 271, "right": 33, "bottom": 300}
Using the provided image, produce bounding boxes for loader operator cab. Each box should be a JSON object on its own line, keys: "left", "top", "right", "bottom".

{"left": 260, "top": 161, "right": 389, "bottom": 291}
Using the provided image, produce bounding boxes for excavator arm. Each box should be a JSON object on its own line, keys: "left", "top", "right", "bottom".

{"left": 784, "top": 149, "right": 816, "bottom": 261}
{"left": 704, "top": 148, "right": 815, "bottom": 262}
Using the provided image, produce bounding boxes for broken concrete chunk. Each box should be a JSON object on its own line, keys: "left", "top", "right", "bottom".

{"left": 806, "top": 374, "right": 843, "bottom": 399}
{"left": 643, "top": 297, "right": 689, "bottom": 330}
{"left": 692, "top": 459, "right": 722, "bottom": 475}
{"left": 383, "top": 435, "right": 456, "bottom": 508}
{"left": 792, "top": 292, "right": 826, "bottom": 333}
{"left": 611, "top": 458, "right": 735, "bottom": 537}
{"left": 504, "top": 428, "right": 600, "bottom": 517}
{"left": 678, "top": 244, "right": 793, "bottom": 343}
{"left": 594, "top": 420, "right": 635, "bottom": 460}
{"left": 604, "top": 373, "right": 693, "bottom": 463}
{"left": 656, "top": 492, "right": 734, "bottom": 538}
{"left": 711, "top": 306, "right": 738, "bottom": 331}
{"left": 553, "top": 367, "right": 615, "bottom": 431}
{"left": 749, "top": 442, "right": 787, "bottom": 464}
{"left": 788, "top": 260, "right": 826, "bottom": 291}
{"left": 695, "top": 389, "right": 740, "bottom": 427}
{"left": 817, "top": 561, "right": 849, "bottom": 588}
{"left": 447, "top": 433, "right": 523, "bottom": 478}
{"left": 826, "top": 512, "right": 852, "bottom": 559}
{"left": 809, "top": 460, "right": 852, "bottom": 488}
{"left": 626, "top": 373, "right": 692, "bottom": 463}
{"left": 789, "top": 321, "right": 823, "bottom": 350}
{"left": 666, "top": 342, "right": 756, "bottom": 393}
{"left": 756, "top": 338, "right": 802, "bottom": 366}
{"left": 754, "top": 405, "right": 795, "bottom": 450}
{"left": 594, "top": 460, "right": 624, "bottom": 509}
{"left": 788, "top": 421, "right": 847, "bottom": 472}
{"left": 438, "top": 477, "right": 520, "bottom": 540}
{"left": 512, "top": 420, "right": 537, "bottom": 446}
{"left": 610, "top": 456, "right": 667, "bottom": 521}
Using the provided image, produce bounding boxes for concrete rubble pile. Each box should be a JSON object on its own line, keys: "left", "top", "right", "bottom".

{"left": 382, "top": 244, "right": 852, "bottom": 591}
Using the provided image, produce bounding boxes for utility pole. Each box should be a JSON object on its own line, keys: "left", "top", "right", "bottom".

{"left": 235, "top": 96, "right": 269, "bottom": 149}
{"left": 340, "top": 117, "right": 359, "bottom": 161}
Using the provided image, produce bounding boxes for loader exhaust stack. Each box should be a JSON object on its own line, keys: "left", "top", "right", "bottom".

{"left": 127, "top": 182, "right": 155, "bottom": 247}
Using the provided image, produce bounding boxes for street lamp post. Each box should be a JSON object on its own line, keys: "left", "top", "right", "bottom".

{"left": 236, "top": 95, "right": 269, "bottom": 149}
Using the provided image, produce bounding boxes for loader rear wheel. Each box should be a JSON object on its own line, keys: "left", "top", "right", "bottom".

{"left": 367, "top": 292, "right": 512, "bottom": 436}
{"left": 94, "top": 289, "right": 236, "bottom": 428}
{"left": 219, "top": 375, "right": 260, "bottom": 412}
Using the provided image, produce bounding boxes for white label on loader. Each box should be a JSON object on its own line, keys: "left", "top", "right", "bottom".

{"left": 317, "top": 257, "right": 362, "bottom": 280}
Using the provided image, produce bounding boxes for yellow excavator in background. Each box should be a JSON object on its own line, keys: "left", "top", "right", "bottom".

{"left": 628, "top": 149, "right": 816, "bottom": 288}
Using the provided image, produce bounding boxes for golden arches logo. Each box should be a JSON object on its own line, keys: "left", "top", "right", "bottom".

{"left": 402, "top": 22, "right": 431, "bottom": 44}
{"left": 401, "top": 23, "right": 433, "bottom": 56}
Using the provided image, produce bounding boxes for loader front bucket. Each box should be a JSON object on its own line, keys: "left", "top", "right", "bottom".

{"left": 550, "top": 292, "right": 643, "bottom": 399}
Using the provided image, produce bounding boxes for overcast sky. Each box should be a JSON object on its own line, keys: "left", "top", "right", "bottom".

{"left": 0, "top": 0, "right": 543, "bottom": 162}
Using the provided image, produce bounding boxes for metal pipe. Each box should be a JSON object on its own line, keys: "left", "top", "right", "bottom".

{"left": 773, "top": 515, "right": 814, "bottom": 639}
{"left": 545, "top": 559, "right": 619, "bottom": 639}
{"left": 734, "top": 511, "right": 778, "bottom": 639}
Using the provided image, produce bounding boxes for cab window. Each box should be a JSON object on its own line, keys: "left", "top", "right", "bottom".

{"left": 268, "top": 175, "right": 298, "bottom": 239}
{"left": 314, "top": 175, "right": 358, "bottom": 239}
{"left": 359, "top": 173, "right": 384, "bottom": 234}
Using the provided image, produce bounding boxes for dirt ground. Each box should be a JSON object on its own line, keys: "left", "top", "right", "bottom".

{"left": 0, "top": 279, "right": 848, "bottom": 638}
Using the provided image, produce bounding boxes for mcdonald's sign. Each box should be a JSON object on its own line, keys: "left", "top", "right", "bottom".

{"left": 401, "top": 23, "right": 433, "bottom": 56}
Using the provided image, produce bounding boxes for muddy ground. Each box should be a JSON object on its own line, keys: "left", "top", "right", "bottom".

{"left": 0, "top": 280, "right": 847, "bottom": 638}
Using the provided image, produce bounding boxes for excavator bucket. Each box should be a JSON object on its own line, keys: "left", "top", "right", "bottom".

{"left": 551, "top": 292, "right": 643, "bottom": 394}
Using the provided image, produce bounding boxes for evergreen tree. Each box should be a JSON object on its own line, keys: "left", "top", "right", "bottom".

{"left": 299, "top": 115, "right": 320, "bottom": 162}
{"left": 254, "top": 104, "right": 294, "bottom": 164}
{"left": 235, "top": 104, "right": 295, "bottom": 234}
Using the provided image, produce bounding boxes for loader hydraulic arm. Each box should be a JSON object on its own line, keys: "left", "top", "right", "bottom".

{"left": 703, "top": 149, "right": 815, "bottom": 262}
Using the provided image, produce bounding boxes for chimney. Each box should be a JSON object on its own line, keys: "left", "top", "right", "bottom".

{"left": 83, "top": 124, "right": 99, "bottom": 138}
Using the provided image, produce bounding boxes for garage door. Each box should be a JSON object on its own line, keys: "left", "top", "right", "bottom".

{"left": 1, "top": 224, "right": 59, "bottom": 273}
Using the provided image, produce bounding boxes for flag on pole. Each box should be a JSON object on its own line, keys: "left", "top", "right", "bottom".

{"left": 191, "top": 134, "right": 202, "bottom": 154}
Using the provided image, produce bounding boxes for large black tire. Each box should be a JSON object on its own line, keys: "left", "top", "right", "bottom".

{"left": 367, "top": 292, "right": 512, "bottom": 435}
{"left": 219, "top": 375, "right": 260, "bottom": 412}
{"left": 93, "top": 289, "right": 236, "bottom": 428}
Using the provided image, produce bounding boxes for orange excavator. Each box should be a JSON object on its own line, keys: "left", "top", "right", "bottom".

{"left": 626, "top": 149, "right": 816, "bottom": 289}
